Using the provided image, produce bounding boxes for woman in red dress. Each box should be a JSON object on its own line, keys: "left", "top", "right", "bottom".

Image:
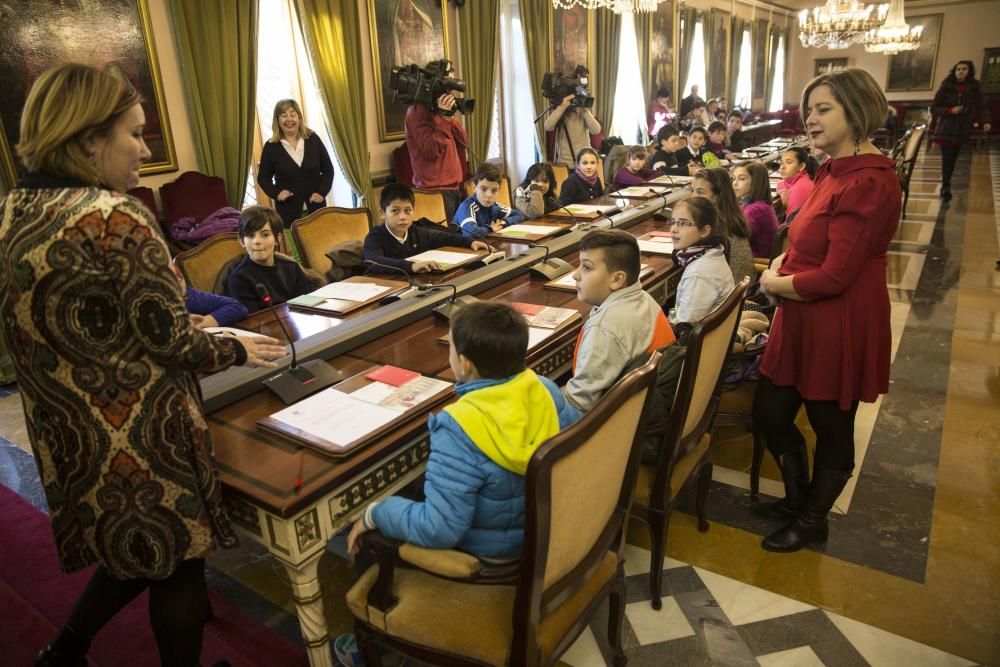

{"left": 752, "top": 69, "right": 901, "bottom": 552}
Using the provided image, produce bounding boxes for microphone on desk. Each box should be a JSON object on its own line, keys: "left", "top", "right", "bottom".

{"left": 255, "top": 283, "right": 342, "bottom": 405}
{"left": 461, "top": 226, "right": 505, "bottom": 268}
{"left": 590, "top": 204, "right": 623, "bottom": 230}
{"left": 363, "top": 260, "right": 476, "bottom": 320}
{"left": 526, "top": 241, "right": 574, "bottom": 281}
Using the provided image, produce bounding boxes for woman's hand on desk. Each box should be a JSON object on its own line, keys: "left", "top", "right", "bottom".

{"left": 235, "top": 335, "right": 286, "bottom": 369}
{"left": 190, "top": 314, "right": 219, "bottom": 329}
{"left": 348, "top": 518, "right": 372, "bottom": 556}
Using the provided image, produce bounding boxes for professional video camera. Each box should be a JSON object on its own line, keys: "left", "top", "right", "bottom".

{"left": 389, "top": 59, "right": 475, "bottom": 116}
{"left": 542, "top": 65, "right": 594, "bottom": 109}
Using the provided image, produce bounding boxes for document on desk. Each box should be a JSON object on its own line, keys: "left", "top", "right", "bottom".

{"left": 649, "top": 175, "right": 693, "bottom": 185}
{"left": 638, "top": 237, "right": 674, "bottom": 255}
{"left": 407, "top": 249, "right": 476, "bottom": 266}
{"left": 528, "top": 327, "right": 555, "bottom": 350}
{"left": 496, "top": 224, "right": 560, "bottom": 237}
{"left": 311, "top": 281, "right": 393, "bottom": 302}
{"left": 351, "top": 376, "right": 452, "bottom": 412}
{"left": 267, "top": 388, "right": 400, "bottom": 449}
{"left": 203, "top": 326, "right": 272, "bottom": 340}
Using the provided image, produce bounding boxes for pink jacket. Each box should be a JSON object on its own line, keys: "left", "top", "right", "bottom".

{"left": 777, "top": 170, "right": 815, "bottom": 218}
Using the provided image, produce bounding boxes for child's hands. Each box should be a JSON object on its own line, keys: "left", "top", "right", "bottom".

{"left": 347, "top": 518, "right": 372, "bottom": 556}
{"left": 490, "top": 221, "right": 505, "bottom": 232}
{"left": 412, "top": 260, "right": 440, "bottom": 273}
{"left": 471, "top": 241, "right": 491, "bottom": 251}
{"left": 190, "top": 314, "right": 219, "bottom": 329}
{"left": 687, "top": 162, "right": 701, "bottom": 176}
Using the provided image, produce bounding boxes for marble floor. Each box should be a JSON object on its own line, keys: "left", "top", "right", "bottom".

{"left": 1, "top": 148, "right": 998, "bottom": 666}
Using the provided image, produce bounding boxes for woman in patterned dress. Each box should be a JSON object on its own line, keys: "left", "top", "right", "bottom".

{"left": 0, "top": 64, "right": 285, "bottom": 666}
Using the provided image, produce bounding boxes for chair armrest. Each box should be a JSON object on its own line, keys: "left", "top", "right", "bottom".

{"left": 359, "top": 531, "right": 402, "bottom": 613}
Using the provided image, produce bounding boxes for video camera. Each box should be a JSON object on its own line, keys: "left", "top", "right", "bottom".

{"left": 389, "top": 59, "right": 475, "bottom": 116}
{"left": 542, "top": 65, "right": 594, "bottom": 109}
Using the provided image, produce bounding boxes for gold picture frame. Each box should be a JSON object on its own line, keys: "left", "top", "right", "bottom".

{"left": 0, "top": 0, "right": 176, "bottom": 189}
{"left": 885, "top": 14, "right": 943, "bottom": 92}
{"left": 549, "top": 4, "right": 596, "bottom": 75}
{"left": 366, "top": 0, "right": 450, "bottom": 143}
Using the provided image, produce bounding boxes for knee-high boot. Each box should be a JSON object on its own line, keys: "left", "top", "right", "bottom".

{"left": 761, "top": 464, "right": 852, "bottom": 553}
{"left": 751, "top": 444, "right": 810, "bottom": 520}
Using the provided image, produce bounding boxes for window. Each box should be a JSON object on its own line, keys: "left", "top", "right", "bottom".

{"left": 768, "top": 34, "right": 786, "bottom": 112}
{"left": 247, "top": 0, "right": 354, "bottom": 208}
{"left": 735, "top": 28, "right": 752, "bottom": 110}
{"left": 612, "top": 12, "right": 646, "bottom": 143}
{"left": 499, "top": 0, "right": 538, "bottom": 183}
{"left": 487, "top": 71, "right": 503, "bottom": 161}
{"left": 682, "top": 20, "right": 707, "bottom": 105}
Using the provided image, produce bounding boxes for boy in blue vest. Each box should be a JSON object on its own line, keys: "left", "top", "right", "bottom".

{"left": 347, "top": 302, "right": 577, "bottom": 558}
{"left": 454, "top": 163, "right": 524, "bottom": 239}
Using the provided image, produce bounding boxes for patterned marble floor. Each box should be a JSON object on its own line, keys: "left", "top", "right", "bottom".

{"left": 1, "top": 148, "right": 997, "bottom": 666}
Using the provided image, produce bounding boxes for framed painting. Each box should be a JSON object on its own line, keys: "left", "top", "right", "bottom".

{"left": 0, "top": 0, "right": 176, "bottom": 190}
{"left": 815, "top": 58, "right": 848, "bottom": 76}
{"left": 366, "top": 0, "right": 450, "bottom": 142}
{"left": 647, "top": 0, "right": 675, "bottom": 103}
{"left": 886, "top": 14, "right": 943, "bottom": 92}
{"left": 550, "top": 5, "right": 594, "bottom": 75}
{"left": 708, "top": 9, "right": 731, "bottom": 99}
{"left": 981, "top": 47, "right": 1000, "bottom": 95}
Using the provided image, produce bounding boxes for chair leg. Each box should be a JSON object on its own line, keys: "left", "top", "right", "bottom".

{"left": 750, "top": 426, "right": 765, "bottom": 501}
{"left": 608, "top": 570, "right": 628, "bottom": 667}
{"left": 648, "top": 511, "right": 668, "bottom": 610}
{"left": 356, "top": 624, "right": 383, "bottom": 667}
{"left": 696, "top": 463, "right": 712, "bottom": 533}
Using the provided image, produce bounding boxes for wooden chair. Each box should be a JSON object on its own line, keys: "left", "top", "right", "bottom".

{"left": 896, "top": 124, "right": 926, "bottom": 218}
{"left": 412, "top": 188, "right": 449, "bottom": 226}
{"left": 290, "top": 206, "right": 372, "bottom": 277}
{"left": 174, "top": 232, "right": 243, "bottom": 294}
{"left": 631, "top": 278, "right": 750, "bottom": 610}
{"left": 462, "top": 175, "right": 513, "bottom": 209}
{"left": 347, "top": 352, "right": 662, "bottom": 667}
{"left": 159, "top": 171, "right": 229, "bottom": 243}
{"left": 547, "top": 162, "right": 570, "bottom": 196}
{"left": 127, "top": 186, "right": 158, "bottom": 219}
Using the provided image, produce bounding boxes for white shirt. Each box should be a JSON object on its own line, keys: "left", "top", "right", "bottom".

{"left": 280, "top": 137, "right": 305, "bottom": 167}
{"left": 388, "top": 227, "right": 408, "bottom": 245}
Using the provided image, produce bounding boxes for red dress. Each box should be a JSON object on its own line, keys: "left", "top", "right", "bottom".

{"left": 760, "top": 154, "right": 901, "bottom": 410}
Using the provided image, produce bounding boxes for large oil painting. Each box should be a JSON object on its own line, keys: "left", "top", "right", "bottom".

{"left": 551, "top": 5, "right": 592, "bottom": 75}
{"left": 886, "top": 14, "right": 943, "bottom": 92}
{"left": 367, "top": 0, "right": 450, "bottom": 142}
{"left": 647, "top": 0, "right": 674, "bottom": 103}
{"left": 0, "top": 0, "right": 176, "bottom": 190}
{"left": 708, "top": 9, "right": 730, "bottom": 99}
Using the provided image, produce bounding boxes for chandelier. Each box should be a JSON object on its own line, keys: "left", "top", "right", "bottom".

{"left": 798, "top": 1, "right": 888, "bottom": 50}
{"left": 552, "top": 0, "right": 611, "bottom": 8}
{"left": 610, "top": 0, "right": 666, "bottom": 12}
{"left": 864, "top": 0, "right": 921, "bottom": 54}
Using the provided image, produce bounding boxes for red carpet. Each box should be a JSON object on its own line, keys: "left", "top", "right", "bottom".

{"left": 0, "top": 483, "right": 308, "bottom": 666}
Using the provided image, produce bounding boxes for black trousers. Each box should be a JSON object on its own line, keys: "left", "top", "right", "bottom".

{"left": 752, "top": 375, "right": 859, "bottom": 472}
{"left": 939, "top": 144, "right": 962, "bottom": 190}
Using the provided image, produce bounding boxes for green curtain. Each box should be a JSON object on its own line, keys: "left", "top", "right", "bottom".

{"left": 677, "top": 8, "right": 699, "bottom": 100}
{"left": 458, "top": 0, "right": 501, "bottom": 170}
{"left": 297, "top": 0, "right": 377, "bottom": 218}
{"left": 764, "top": 25, "right": 782, "bottom": 111}
{"left": 593, "top": 10, "right": 622, "bottom": 134}
{"left": 520, "top": 1, "right": 551, "bottom": 152}
{"left": 701, "top": 11, "right": 718, "bottom": 100}
{"left": 751, "top": 18, "right": 769, "bottom": 105}
{"left": 635, "top": 12, "right": 653, "bottom": 114}
{"left": 169, "top": 0, "right": 258, "bottom": 208}
{"left": 728, "top": 18, "right": 746, "bottom": 106}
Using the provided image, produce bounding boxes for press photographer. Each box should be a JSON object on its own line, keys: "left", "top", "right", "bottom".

{"left": 541, "top": 65, "right": 602, "bottom": 167}
{"left": 396, "top": 59, "right": 475, "bottom": 220}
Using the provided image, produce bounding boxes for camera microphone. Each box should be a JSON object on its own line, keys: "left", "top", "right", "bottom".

{"left": 254, "top": 282, "right": 342, "bottom": 404}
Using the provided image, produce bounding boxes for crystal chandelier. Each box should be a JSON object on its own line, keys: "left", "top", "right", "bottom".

{"left": 552, "top": 0, "right": 612, "bottom": 9}
{"left": 864, "top": 0, "right": 921, "bottom": 54}
{"left": 609, "top": 0, "right": 666, "bottom": 12}
{"left": 798, "top": 1, "right": 888, "bottom": 50}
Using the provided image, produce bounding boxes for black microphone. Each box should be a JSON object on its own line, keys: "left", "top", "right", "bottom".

{"left": 591, "top": 203, "right": 623, "bottom": 229}
{"left": 526, "top": 241, "right": 573, "bottom": 281}
{"left": 363, "top": 259, "right": 421, "bottom": 304}
{"left": 363, "top": 260, "right": 473, "bottom": 318}
{"left": 254, "top": 282, "right": 342, "bottom": 404}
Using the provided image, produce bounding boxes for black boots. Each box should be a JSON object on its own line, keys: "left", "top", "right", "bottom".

{"left": 762, "top": 464, "right": 852, "bottom": 553}
{"left": 35, "top": 625, "right": 91, "bottom": 667}
{"left": 752, "top": 446, "right": 810, "bottom": 521}
{"left": 940, "top": 185, "right": 952, "bottom": 202}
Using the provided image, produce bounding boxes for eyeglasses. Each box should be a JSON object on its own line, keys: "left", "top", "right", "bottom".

{"left": 670, "top": 218, "right": 697, "bottom": 228}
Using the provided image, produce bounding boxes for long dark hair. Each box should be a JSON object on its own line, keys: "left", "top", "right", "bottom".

{"left": 518, "top": 162, "right": 557, "bottom": 199}
{"left": 943, "top": 60, "right": 977, "bottom": 86}
{"left": 783, "top": 146, "right": 818, "bottom": 180}
{"left": 736, "top": 162, "right": 772, "bottom": 205}
{"left": 694, "top": 168, "right": 751, "bottom": 240}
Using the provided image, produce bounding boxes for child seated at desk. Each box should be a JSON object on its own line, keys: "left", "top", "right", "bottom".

{"left": 347, "top": 302, "right": 577, "bottom": 558}
{"left": 454, "top": 163, "right": 524, "bottom": 238}
{"left": 726, "top": 111, "right": 747, "bottom": 152}
{"left": 706, "top": 121, "right": 731, "bottom": 160}
{"left": 561, "top": 230, "right": 674, "bottom": 420}
{"left": 648, "top": 125, "right": 699, "bottom": 177}
{"left": 612, "top": 145, "right": 659, "bottom": 188}
{"left": 559, "top": 147, "right": 604, "bottom": 205}
{"left": 676, "top": 127, "right": 711, "bottom": 169}
{"left": 513, "top": 162, "right": 560, "bottom": 219}
{"left": 228, "top": 205, "right": 316, "bottom": 312}
{"left": 364, "top": 183, "right": 489, "bottom": 274}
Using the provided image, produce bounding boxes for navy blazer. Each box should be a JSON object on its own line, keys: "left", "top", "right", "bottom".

{"left": 257, "top": 133, "right": 334, "bottom": 227}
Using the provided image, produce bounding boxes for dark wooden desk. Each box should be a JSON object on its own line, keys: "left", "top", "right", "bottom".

{"left": 204, "top": 144, "right": 798, "bottom": 667}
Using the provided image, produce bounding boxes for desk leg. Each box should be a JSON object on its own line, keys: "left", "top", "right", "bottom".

{"left": 282, "top": 552, "right": 333, "bottom": 667}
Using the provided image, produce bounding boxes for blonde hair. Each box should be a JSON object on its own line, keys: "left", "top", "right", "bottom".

{"left": 16, "top": 63, "right": 141, "bottom": 185}
{"left": 270, "top": 99, "right": 312, "bottom": 143}
{"left": 801, "top": 68, "right": 888, "bottom": 141}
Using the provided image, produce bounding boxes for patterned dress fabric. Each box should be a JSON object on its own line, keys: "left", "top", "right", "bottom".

{"left": 0, "top": 183, "right": 244, "bottom": 580}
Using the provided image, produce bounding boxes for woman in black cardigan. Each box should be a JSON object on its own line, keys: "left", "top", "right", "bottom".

{"left": 931, "top": 61, "right": 991, "bottom": 202}
{"left": 257, "top": 99, "right": 335, "bottom": 226}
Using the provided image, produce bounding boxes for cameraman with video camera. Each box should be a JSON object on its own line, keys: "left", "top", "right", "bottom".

{"left": 542, "top": 66, "right": 602, "bottom": 168}
{"left": 401, "top": 59, "right": 472, "bottom": 221}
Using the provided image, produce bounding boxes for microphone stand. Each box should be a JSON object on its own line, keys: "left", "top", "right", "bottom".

{"left": 364, "top": 260, "right": 422, "bottom": 304}
{"left": 255, "top": 283, "right": 342, "bottom": 404}
{"left": 526, "top": 242, "right": 573, "bottom": 281}
{"left": 364, "top": 260, "right": 477, "bottom": 321}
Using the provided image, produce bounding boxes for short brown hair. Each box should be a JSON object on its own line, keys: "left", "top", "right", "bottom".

{"left": 627, "top": 145, "right": 648, "bottom": 160}
{"left": 801, "top": 68, "right": 888, "bottom": 140}
{"left": 270, "top": 99, "right": 313, "bottom": 143}
{"left": 472, "top": 162, "right": 501, "bottom": 184}
{"left": 579, "top": 229, "right": 641, "bottom": 285}
{"left": 451, "top": 302, "right": 528, "bottom": 379}
{"left": 16, "top": 63, "right": 141, "bottom": 185}
{"left": 238, "top": 205, "right": 283, "bottom": 240}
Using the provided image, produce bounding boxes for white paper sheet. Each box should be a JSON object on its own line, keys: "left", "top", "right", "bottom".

{"left": 351, "top": 376, "right": 452, "bottom": 412}
{"left": 311, "top": 281, "right": 393, "bottom": 302}
{"left": 649, "top": 175, "right": 693, "bottom": 184}
{"left": 527, "top": 327, "right": 555, "bottom": 350}
{"left": 497, "top": 224, "right": 559, "bottom": 236}
{"left": 203, "top": 326, "right": 271, "bottom": 340}
{"left": 550, "top": 272, "right": 577, "bottom": 287}
{"left": 561, "top": 204, "right": 617, "bottom": 215}
{"left": 268, "top": 388, "right": 400, "bottom": 447}
{"left": 616, "top": 186, "right": 670, "bottom": 197}
{"left": 638, "top": 240, "right": 674, "bottom": 255}
{"left": 406, "top": 249, "right": 475, "bottom": 266}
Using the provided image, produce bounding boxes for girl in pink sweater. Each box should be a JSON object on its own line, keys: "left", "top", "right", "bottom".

{"left": 732, "top": 162, "right": 779, "bottom": 258}
{"left": 776, "top": 146, "right": 817, "bottom": 221}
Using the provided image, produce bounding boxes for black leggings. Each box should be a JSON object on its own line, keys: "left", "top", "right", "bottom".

{"left": 62, "top": 558, "right": 210, "bottom": 666}
{"left": 939, "top": 144, "right": 962, "bottom": 189}
{"left": 752, "top": 375, "right": 859, "bottom": 472}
